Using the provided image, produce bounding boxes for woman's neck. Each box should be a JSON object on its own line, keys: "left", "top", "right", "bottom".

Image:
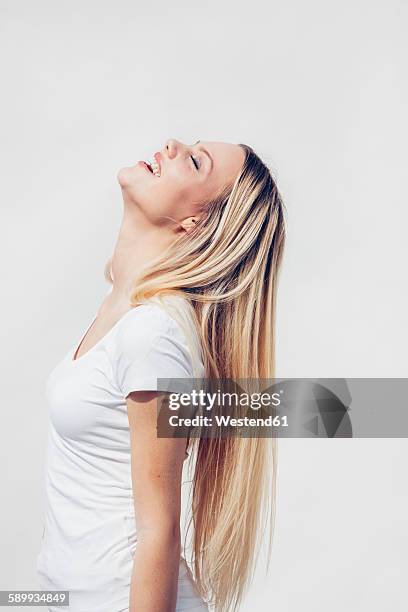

{"left": 109, "top": 203, "right": 177, "bottom": 307}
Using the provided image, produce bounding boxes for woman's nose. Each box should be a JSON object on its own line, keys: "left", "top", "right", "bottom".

{"left": 165, "top": 138, "right": 181, "bottom": 159}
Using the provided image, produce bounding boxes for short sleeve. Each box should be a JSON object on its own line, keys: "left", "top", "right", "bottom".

{"left": 113, "top": 305, "right": 195, "bottom": 398}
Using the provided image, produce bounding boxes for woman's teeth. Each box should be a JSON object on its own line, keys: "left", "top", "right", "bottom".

{"left": 148, "top": 159, "right": 161, "bottom": 177}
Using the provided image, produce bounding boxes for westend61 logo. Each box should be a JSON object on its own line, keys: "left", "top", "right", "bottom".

{"left": 166, "top": 387, "right": 286, "bottom": 431}
{"left": 156, "top": 378, "right": 408, "bottom": 439}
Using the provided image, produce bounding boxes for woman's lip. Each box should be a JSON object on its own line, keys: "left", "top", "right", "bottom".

{"left": 137, "top": 160, "right": 153, "bottom": 174}
{"left": 154, "top": 152, "right": 162, "bottom": 174}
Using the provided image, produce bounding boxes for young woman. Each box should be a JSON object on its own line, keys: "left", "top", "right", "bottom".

{"left": 37, "top": 138, "right": 286, "bottom": 612}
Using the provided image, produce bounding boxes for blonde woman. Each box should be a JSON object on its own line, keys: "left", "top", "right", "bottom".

{"left": 36, "top": 138, "right": 286, "bottom": 612}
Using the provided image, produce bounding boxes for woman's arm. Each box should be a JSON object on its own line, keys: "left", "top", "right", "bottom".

{"left": 126, "top": 390, "right": 186, "bottom": 612}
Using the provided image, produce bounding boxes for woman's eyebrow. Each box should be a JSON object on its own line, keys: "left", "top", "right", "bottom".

{"left": 194, "top": 140, "right": 213, "bottom": 171}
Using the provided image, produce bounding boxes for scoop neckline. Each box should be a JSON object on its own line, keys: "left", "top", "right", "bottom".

{"left": 70, "top": 306, "right": 138, "bottom": 364}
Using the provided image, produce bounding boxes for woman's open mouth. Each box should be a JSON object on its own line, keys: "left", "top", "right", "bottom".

{"left": 138, "top": 161, "right": 155, "bottom": 175}
{"left": 138, "top": 158, "right": 161, "bottom": 177}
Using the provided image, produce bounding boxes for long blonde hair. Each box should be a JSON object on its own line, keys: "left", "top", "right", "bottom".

{"left": 105, "top": 143, "right": 286, "bottom": 611}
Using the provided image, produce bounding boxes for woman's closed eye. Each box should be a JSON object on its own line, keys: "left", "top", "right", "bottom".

{"left": 191, "top": 155, "right": 201, "bottom": 171}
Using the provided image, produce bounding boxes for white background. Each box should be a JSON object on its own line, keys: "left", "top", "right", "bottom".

{"left": 0, "top": 1, "right": 407, "bottom": 610}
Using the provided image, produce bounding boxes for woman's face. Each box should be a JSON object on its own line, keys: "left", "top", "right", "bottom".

{"left": 117, "top": 139, "right": 245, "bottom": 227}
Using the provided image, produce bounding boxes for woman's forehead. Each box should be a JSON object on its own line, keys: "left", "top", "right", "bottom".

{"left": 202, "top": 141, "right": 245, "bottom": 180}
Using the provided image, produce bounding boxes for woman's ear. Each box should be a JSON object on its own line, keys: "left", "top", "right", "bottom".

{"left": 179, "top": 216, "right": 199, "bottom": 233}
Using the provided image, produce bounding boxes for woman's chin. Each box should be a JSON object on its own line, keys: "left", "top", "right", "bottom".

{"left": 116, "top": 165, "right": 136, "bottom": 189}
{"left": 117, "top": 163, "right": 149, "bottom": 189}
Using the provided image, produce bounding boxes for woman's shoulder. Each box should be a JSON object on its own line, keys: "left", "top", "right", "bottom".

{"left": 109, "top": 301, "right": 198, "bottom": 397}
{"left": 114, "top": 302, "right": 188, "bottom": 350}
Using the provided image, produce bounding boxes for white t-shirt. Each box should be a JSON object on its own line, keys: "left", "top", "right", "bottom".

{"left": 37, "top": 294, "right": 207, "bottom": 612}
